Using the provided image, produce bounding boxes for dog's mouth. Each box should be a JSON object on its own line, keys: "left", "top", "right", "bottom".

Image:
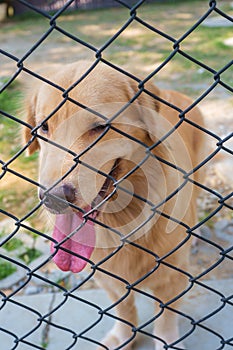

{"left": 50, "top": 159, "right": 119, "bottom": 273}
{"left": 91, "top": 158, "right": 119, "bottom": 209}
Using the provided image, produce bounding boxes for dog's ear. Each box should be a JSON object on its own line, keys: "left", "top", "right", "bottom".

{"left": 140, "top": 81, "right": 161, "bottom": 144}
{"left": 23, "top": 92, "right": 40, "bottom": 155}
{"left": 128, "top": 80, "right": 164, "bottom": 144}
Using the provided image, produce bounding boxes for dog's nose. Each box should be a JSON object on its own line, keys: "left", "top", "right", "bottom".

{"left": 39, "top": 184, "right": 76, "bottom": 214}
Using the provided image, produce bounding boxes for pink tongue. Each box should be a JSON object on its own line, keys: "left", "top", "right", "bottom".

{"left": 51, "top": 209, "right": 95, "bottom": 273}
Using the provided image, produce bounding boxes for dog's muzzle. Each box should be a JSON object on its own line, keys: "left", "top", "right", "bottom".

{"left": 39, "top": 159, "right": 119, "bottom": 214}
{"left": 39, "top": 184, "right": 76, "bottom": 214}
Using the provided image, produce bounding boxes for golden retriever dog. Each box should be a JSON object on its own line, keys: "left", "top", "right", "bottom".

{"left": 24, "top": 61, "right": 205, "bottom": 350}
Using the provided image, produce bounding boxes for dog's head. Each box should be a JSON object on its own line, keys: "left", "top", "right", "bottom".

{"left": 23, "top": 62, "right": 191, "bottom": 272}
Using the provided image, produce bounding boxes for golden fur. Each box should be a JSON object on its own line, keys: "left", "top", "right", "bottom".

{"left": 24, "top": 62, "right": 205, "bottom": 350}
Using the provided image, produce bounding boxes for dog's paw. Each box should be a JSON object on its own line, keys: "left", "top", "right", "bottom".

{"left": 155, "top": 340, "right": 185, "bottom": 350}
{"left": 97, "top": 332, "right": 133, "bottom": 350}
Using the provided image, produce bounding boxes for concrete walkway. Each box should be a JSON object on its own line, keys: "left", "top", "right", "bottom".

{"left": 0, "top": 279, "right": 232, "bottom": 349}
{"left": 202, "top": 17, "right": 233, "bottom": 28}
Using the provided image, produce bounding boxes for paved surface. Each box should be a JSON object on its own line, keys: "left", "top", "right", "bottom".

{"left": 0, "top": 279, "right": 232, "bottom": 349}
{"left": 202, "top": 16, "right": 233, "bottom": 27}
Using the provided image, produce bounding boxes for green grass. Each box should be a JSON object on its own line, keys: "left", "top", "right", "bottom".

{"left": 18, "top": 247, "right": 42, "bottom": 264}
{"left": 3, "top": 237, "right": 23, "bottom": 251}
{"left": 0, "top": 228, "right": 42, "bottom": 267}
{"left": 0, "top": 247, "right": 41, "bottom": 279}
{"left": 0, "top": 259, "right": 17, "bottom": 280}
{"left": 0, "top": 79, "right": 22, "bottom": 113}
{"left": 0, "top": 188, "right": 37, "bottom": 217}
{"left": 0, "top": 77, "right": 38, "bottom": 222}
{"left": 1, "top": 2, "right": 232, "bottom": 88}
{"left": 0, "top": 79, "right": 23, "bottom": 160}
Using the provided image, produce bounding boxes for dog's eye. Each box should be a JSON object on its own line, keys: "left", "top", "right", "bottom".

{"left": 41, "top": 122, "right": 49, "bottom": 134}
{"left": 90, "top": 124, "right": 106, "bottom": 134}
{"left": 94, "top": 125, "right": 106, "bottom": 132}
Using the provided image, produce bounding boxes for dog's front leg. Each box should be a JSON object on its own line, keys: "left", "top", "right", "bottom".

{"left": 152, "top": 276, "right": 187, "bottom": 350}
{"left": 96, "top": 280, "right": 137, "bottom": 350}
{"left": 153, "top": 305, "right": 185, "bottom": 350}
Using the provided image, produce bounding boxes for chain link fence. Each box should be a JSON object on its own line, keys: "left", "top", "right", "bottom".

{"left": 0, "top": 0, "right": 233, "bottom": 349}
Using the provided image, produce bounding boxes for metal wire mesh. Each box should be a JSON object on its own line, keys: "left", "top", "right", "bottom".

{"left": 0, "top": 0, "right": 232, "bottom": 349}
